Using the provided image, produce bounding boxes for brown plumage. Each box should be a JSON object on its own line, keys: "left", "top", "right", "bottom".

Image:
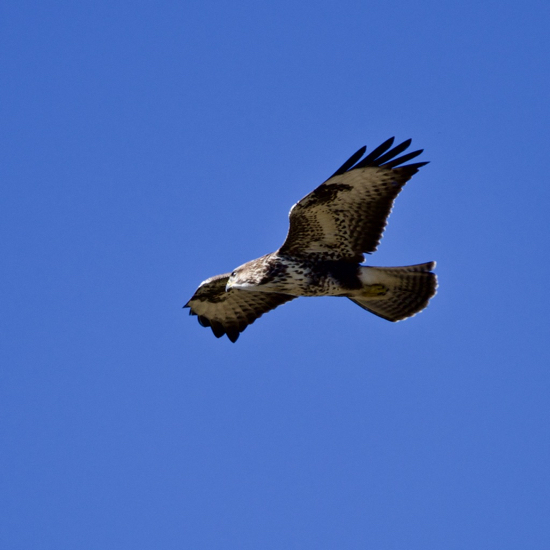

{"left": 185, "top": 137, "right": 437, "bottom": 342}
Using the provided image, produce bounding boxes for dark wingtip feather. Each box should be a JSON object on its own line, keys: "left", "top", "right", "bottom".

{"left": 374, "top": 136, "right": 396, "bottom": 152}
{"left": 374, "top": 139, "right": 412, "bottom": 166}
{"left": 210, "top": 321, "right": 225, "bottom": 338}
{"left": 329, "top": 145, "right": 367, "bottom": 178}
{"left": 198, "top": 315, "right": 211, "bottom": 327}
{"left": 332, "top": 137, "right": 427, "bottom": 173}
{"left": 382, "top": 149, "right": 424, "bottom": 168}
{"left": 354, "top": 137, "right": 396, "bottom": 168}
{"left": 406, "top": 161, "right": 430, "bottom": 170}
{"left": 226, "top": 329, "right": 240, "bottom": 343}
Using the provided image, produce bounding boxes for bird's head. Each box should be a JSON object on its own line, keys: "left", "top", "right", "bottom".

{"left": 226, "top": 264, "right": 259, "bottom": 291}
{"left": 226, "top": 254, "right": 284, "bottom": 293}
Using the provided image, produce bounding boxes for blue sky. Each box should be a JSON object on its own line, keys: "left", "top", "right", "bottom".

{"left": 1, "top": 1, "right": 549, "bottom": 548}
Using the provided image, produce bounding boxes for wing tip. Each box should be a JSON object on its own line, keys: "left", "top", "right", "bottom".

{"left": 333, "top": 137, "right": 427, "bottom": 173}
{"left": 198, "top": 315, "right": 211, "bottom": 327}
{"left": 186, "top": 303, "right": 243, "bottom": 342}
{"left": 226, "top": 329, "right": 240, "bottom": 343}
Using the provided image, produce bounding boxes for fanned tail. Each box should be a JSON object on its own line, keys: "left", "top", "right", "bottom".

{"left": 350, "top": 262, "right": 437, "bottom": 321}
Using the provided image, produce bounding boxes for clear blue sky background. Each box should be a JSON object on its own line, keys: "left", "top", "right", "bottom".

{"left": 2, "top": 1, "right": 549, "bottom": 548}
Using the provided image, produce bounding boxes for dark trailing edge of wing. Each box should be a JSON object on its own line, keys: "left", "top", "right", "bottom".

{"left": 184, "top": 292, "right": 296, "bottom": 343}
{"left": 328, "top": 137, "right": 428, "bottom": 179}
{"left": 185, "top": 306, "right": 241, "bottom": 343}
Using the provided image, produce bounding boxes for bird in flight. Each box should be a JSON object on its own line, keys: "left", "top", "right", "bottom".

{"left": 185, "top": 137, "right": 437, "bottom": 342}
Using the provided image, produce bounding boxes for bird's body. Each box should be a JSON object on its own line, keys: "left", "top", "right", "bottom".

{"left": 185, "top": 137, "right": 437, "bottom": 342}
{"left": 228, "top": 253, "right": 385, "bottom": 297}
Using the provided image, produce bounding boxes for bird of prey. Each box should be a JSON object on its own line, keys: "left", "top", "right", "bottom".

{"left": 185, "top": 137, "right": 437, "bottom": 342}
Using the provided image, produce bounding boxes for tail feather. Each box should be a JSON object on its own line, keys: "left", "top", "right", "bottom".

{"left": 350, "top": 262, "right": 437, "bottom": 321}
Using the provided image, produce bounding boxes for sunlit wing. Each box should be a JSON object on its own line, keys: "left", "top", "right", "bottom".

{"left": 279, "top": 138, "right": 428, "bottom": 262}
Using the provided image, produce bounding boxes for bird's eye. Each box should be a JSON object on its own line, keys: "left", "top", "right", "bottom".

{"left": 231, "top": 271, "right": 236, "bottom": 277}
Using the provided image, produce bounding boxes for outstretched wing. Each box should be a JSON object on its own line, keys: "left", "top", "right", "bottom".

{"left": 279, "top": 138, "right": 428, "bottom": 262}
{"left": 184, "top": 273, "right": 296, "bottom": 342}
